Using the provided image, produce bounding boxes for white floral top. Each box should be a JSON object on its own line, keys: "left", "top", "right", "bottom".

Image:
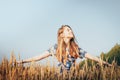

{"left": 47, "top": 44, "right": 87, "bottom": 73}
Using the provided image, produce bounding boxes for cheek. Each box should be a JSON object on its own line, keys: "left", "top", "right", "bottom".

{"left": 64, "top": 32, "right": 69, "bottom": 36}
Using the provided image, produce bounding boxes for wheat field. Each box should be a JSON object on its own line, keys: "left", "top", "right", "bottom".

{"left": 0, "top": 54, "right": 120, "bottom": 80}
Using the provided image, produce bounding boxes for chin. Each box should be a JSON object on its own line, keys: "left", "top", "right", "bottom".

{"left": 67, "top": 35, "right": 74, "bottom": 38}
{"left": 70, "top": 34, "right": 74, "bottom": 37}
{"left": 69, "top": 36, "right": 74, "bottom": 39}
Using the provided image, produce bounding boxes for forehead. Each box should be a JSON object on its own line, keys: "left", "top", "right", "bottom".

{"left": 63, "top": 26, "right": 71, "bottom": 30}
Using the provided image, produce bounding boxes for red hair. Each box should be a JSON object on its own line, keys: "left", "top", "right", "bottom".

{"left": 56, "top": 25, "right": 79, "bottom": 64}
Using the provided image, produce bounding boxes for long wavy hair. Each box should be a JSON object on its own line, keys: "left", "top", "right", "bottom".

{"left": 56, "top": 25, "right": 80, "bottom": 64}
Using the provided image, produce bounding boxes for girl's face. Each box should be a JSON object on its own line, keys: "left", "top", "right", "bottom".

{"left": 62, "top": 27, "right": 74, "bottom": 38}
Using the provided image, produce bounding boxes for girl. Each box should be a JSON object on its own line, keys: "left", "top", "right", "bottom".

{"left": 17, "top": 25, "right": 111, "bottom": 73}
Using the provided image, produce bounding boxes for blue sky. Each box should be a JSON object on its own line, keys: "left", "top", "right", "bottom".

{"left": 0, "top": 0, "right": 120, "bottom": 64}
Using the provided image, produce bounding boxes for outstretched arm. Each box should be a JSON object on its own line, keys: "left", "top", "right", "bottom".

{"left": 17, "top": 51, "right": 52, "bottom": 63}
{"left": 17, "top": 44, "right": 57, "bottom": 64}
{"left": 85, "top": 53, "right": 111, "bottom": 66}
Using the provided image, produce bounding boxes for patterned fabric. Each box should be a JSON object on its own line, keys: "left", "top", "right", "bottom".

{"left": 47, "top": 44, "right": 87, "bottom": 73}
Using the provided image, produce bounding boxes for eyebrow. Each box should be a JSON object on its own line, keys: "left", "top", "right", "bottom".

{"left": 67, "top": 28, "right": 71, "bottom": 31}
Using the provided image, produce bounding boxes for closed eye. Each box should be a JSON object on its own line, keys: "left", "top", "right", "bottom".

{"left": 67, "top": 28, "right": 70, "bottom": 32}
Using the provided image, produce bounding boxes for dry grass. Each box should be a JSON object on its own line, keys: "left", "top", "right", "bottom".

{"left": 0, "top": 54, "right": 120, "bottom": 80}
